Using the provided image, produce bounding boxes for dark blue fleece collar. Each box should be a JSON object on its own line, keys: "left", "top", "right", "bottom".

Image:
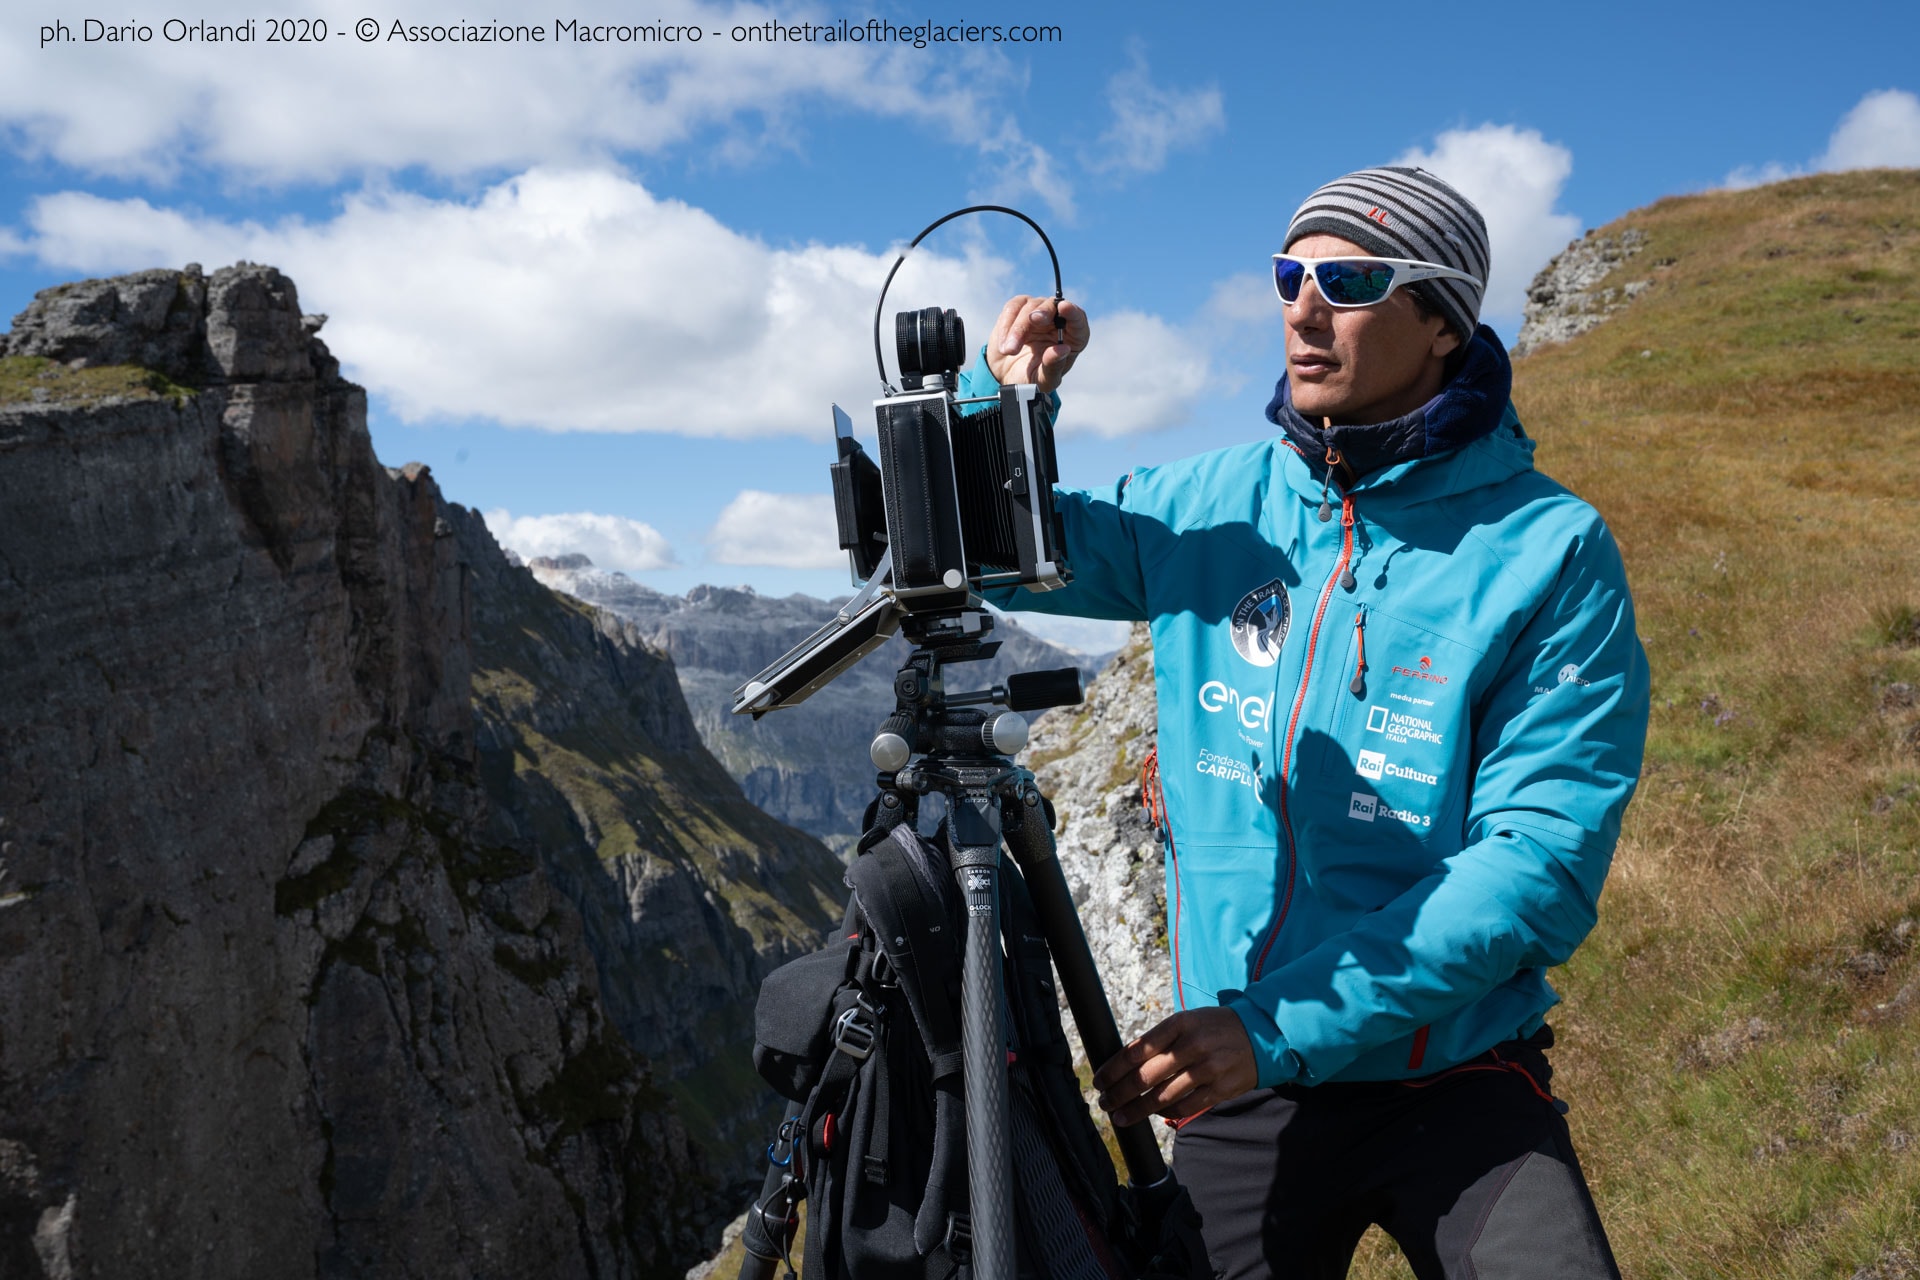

{"left": 1265, "top": 324, "right": 1513, "bottom": 480}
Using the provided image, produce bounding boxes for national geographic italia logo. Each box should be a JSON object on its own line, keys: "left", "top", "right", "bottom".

{"left": 1230, "top": 579, "right": 1290, "bottom": 668}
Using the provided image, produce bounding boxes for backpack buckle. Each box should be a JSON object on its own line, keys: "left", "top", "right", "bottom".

{"left": 945, "top": 1212, "right": 972, "bottom": 1265}
{"left": 832, "top": 1005, "right": 878, "bottom": 1061}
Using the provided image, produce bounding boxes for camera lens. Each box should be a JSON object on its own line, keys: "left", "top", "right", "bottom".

{"left": 896, "top": 306, "right": 966, "bottom": 381}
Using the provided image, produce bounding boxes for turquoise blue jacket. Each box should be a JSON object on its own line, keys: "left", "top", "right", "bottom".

{"left": 963, "top": 344, "right": 1650, "bottom": 1086}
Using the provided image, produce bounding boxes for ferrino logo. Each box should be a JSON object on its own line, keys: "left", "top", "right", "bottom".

{"left": 1391, "top": 654, "right": 1450, "bottom": 685}
{"left": 1198, "top": 680, "right": 1272, "bottom": 731}
{"left": 1230, "top": 580, "right": 1290, "bottom": 668}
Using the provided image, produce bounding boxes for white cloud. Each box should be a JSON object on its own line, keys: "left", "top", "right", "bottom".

{"left": 1724, "top": 88, "right": 1920, "bottom": 189}
{"left": 1201, "top": 271, "right": 1282, "bottom": 327}
{"left": 1063, "top": 309, "right": 1221, "bottom": 437}
{"left": 975, "top": 117, "right": 1078, "bottom": 222}
{"left": 707, "top": 491, "right": 841, "bottom": 568}
{"left": 1723, "top": 160, "right": 1803, "bottom": 191}
{"left": 483, "top": 508, "right": 677, "bottom": 574}
{"left": 0, "top": 0, "right": 1044, "bottom": 191}
{"left": 1087, "top": 48, "right": 1224, "bottom": 176}
{"left": 12, "top": 165, "right": 1211, "bottom": 438}
{"left": 1393, "top": 124, "right": 1582, "bottom": 324}
{"left": 1818, "top": 88, "right": 1920, "bottom": 170}
{"left": 15, "top": 167, "right": 1011, "bottom": 436}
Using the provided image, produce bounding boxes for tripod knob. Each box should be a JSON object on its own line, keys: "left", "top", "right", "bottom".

{"left": 871, "top": 721, "right": 914, "bottom": 771}
{"left": 984, "top": 711, "right": 1028, "bottom": 755}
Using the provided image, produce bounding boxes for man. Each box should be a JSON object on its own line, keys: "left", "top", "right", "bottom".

{"left": 963, "top": 167, "right": 1649, "bottom": 1279}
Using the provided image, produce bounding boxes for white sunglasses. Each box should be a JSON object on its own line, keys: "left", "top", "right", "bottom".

{"left": 1272, "top": 254, "right": 1482, "bottom": 308}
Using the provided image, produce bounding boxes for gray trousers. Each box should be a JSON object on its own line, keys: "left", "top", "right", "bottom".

{"left": 1170, "top": 1029, "right": 1620, "bottom": 1280}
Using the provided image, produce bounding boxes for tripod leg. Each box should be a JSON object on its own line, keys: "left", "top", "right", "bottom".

{"left": 1002, "top": 774, "right": 1170, "bottom": 1188}
{"left": 949, "top": 791, "right": 1017, "bottom": 1280}
{"left": 736, "top": 1100, "right": 802, "bottom": 1280}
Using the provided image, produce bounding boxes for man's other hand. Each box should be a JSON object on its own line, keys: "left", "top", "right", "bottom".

{"left": 1092, "top": 1007, "right": 1258, "bottom": 1127}
{"left": 986, "top": 295, "right": 1088, "bottom": 395}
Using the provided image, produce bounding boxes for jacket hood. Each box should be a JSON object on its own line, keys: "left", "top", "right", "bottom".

{"left": 1265, "top": 323, "right": 1514, "bottom": 480}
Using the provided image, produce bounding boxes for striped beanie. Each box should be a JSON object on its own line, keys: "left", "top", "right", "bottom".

{"left": 1283, "top": 166, "right": 1489, "bottom": 339}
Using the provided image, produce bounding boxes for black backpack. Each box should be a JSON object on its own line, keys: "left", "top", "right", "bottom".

{"left": 749, "top": 823, "right": 1135, "bottom": 1280}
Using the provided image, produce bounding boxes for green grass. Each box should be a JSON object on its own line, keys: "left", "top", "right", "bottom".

{"left": 0, "top": 354, "right": 197, "bottom": 406}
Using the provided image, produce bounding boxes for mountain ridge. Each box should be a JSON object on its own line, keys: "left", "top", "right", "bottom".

{"left": 524, "top": 556, "right": 1109, "bottom": 852}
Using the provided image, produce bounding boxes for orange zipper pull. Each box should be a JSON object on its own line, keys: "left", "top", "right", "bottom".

{"left": 1339, "top": 497, "right": 1358, "bottom": 590}
{"left": 1318, "top": 448, "right": 1342, "bottom": 522}
{"left": 1350, "top": 607, "right": 1369, "bottom": 697}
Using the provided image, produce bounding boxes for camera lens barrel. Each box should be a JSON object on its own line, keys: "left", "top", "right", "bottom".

{"left": 896, "top": 306, "right": 967, "bottom": 381}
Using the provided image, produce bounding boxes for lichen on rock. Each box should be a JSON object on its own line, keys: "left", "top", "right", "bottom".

{"left": 1512, "top": 228, "right": 1654, "bottom": 357}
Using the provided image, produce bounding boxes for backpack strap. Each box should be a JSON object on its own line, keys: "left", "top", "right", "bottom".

{"left": 847, "top": 828, "right": 969, "bottom": 1254}
{"left": 798, "top": 936, "right": 886, "bottom": 1276}
{"left": 848, "top": 829, "right": 964, "bottom": 1082}
{"left": 998, "top": 860, "right": 1124, "bottom": 1247}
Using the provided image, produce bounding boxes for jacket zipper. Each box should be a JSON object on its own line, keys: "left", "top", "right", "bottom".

{"left": 1252, "top": 488, "right": 1356, "bottom": 982}
{"left": 1141, "top": 749, "right": 1186, "bottom": 1010}
{"left": 1350, "top": 607, "right": 1369, "bottom": 698}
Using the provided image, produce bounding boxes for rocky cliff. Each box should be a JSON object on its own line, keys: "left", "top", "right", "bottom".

{"left": 1511, "top": 227, "right": 1658, "bottom": 357}
{"left": 0, "top": 265, "right": 834, "bottom": 1277}
{"left": 1020, "top": 626, "right": 1169, "bottom": 1054}
{"left": 464, "top": 532, "right": 845, "bottom": 1170}
{"left": 528, "top": 559, "right": 1106, "bottom": 853}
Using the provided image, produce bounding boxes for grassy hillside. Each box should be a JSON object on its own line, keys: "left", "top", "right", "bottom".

{"left": 1351, "top": 170, "right": 1920, "bottom": 1278}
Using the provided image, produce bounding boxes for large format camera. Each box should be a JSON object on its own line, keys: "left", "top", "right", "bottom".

{"left": 733, "top": 207, "right": 1075, "bottom": 717}
{"left": 834, "top": 303, "right": 1068, "bottom": 599}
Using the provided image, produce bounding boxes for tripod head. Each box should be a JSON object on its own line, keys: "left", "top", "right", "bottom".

{"left": 868, "top": 608, "right": 1084, "bottom": 779}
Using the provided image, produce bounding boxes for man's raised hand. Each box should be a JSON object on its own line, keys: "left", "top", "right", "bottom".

{"left": 986, "top": 294, "right": 1089, "bottom": 395}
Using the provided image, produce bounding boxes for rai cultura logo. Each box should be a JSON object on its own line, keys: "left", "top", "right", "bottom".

{"left": 1230, "top": 580, "right": 1290, "bottom": 668}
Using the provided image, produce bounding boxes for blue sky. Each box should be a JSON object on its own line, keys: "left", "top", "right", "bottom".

{"left": 4, "top": 0, "right": 1918, "bottom": 653}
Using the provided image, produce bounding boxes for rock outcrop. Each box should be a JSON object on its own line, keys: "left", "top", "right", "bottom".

{"left": 529, "top": 561, "right": 1106, "bottom": 854}
{"left": 1511, "top": 228, "right": 1653, "bottom": 357}
{"left": 0, "top": 264, "right": 828, "bottom": 1277}
{"left": 1019, "top": 626, "right": 1171, "bottom": 1061}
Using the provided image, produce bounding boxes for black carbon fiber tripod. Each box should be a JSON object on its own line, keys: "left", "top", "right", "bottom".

{"left": 740, "top": 608, "right": 1193, "bottom": 1280}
